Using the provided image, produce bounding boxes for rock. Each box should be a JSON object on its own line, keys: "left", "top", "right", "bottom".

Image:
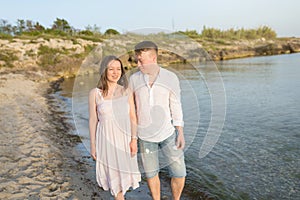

{"left": 48, "top": 183, "right": 58, "bottom": 192}
{"left": 288, "top": 40, "right": 300, "bottom": 53}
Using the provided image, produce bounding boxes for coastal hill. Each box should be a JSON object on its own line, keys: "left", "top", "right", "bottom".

{"left": 1, "top": 19, "right": 299, "bottom": 78}
{"left": 1, "top": 34, "right": 300, "bottom": 79}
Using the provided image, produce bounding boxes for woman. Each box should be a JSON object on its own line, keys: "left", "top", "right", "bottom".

{"left": 89, "top": 55, "right": 141, "bottom": 200}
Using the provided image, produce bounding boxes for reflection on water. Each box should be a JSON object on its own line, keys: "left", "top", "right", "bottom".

{"left": 60, "top": 53, "right": 300, "bottom": 200}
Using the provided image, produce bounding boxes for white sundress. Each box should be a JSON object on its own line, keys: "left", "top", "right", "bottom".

{"left": 94, "top": 88, "right": 141, "bottom": 196}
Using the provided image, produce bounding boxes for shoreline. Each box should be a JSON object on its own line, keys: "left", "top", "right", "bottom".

{"left": 0, "top": 70, "right": 196, "bottom": 199}
{"left": 1, "top": 36, "right": 300, "bottom": 75}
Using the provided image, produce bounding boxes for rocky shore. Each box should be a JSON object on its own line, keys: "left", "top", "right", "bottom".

{"left": 1, "top": 36, "right": 300, "bottom": 78}
{"left": 205, "top": 37, "right": 300, "bottom": 60}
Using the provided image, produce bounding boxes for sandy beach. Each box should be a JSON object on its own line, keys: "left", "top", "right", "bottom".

{"left": 0, "top": 71, "right": 194, "bottom": 199}
{"left": 0, "top": 72, "right": 89, "bottom": 199}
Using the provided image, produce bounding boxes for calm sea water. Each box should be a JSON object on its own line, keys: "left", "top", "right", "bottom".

{"left": 59, "top": 53, "right": 300, "bottom": 199}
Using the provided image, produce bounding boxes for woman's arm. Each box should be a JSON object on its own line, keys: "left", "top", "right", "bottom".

{"left": 89, "top": 88, "right": 98, "bottom": 160}
{"left": 128, "top": 90, "right": 138, "bottom": 157}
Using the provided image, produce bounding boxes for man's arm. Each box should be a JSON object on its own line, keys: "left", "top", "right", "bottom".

{"left": 175, "top": 126, "right": 185, "bottom": 149}
{"left": 169, "top": 75, "right": 185, "bottom": 149}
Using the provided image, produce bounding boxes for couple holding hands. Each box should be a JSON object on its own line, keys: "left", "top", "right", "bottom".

{"left": 89, "top": 41, "right": 186, "bottom": 200}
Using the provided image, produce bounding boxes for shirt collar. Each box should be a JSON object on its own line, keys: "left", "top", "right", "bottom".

{"left": 143, "top": 67, "right": 162, "bottom": 86}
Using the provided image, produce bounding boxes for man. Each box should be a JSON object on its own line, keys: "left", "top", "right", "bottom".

{"left": 129, "top": 41, "right": 186, "bottom": 200}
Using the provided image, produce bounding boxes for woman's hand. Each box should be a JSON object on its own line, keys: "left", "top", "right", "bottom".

{"left": 90, "top": 146, "right": 96, "bottom": 161}
{"left": 130, "top": 139, "right": 138, "bottom": 157}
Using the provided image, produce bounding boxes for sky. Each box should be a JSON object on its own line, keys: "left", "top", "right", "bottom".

{"left": 1, "top": 0, "right": 299, "bottom": 37}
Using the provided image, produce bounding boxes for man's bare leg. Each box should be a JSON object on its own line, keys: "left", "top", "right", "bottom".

{"left": 147, "top": 174, "right": 161, "bottom": 200}
{"left": 171, "top": 177, "right": 185, "bottom": 200}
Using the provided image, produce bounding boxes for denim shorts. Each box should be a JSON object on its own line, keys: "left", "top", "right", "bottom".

{"left": 139, "top": 133, "right": 186, "bottom": 178}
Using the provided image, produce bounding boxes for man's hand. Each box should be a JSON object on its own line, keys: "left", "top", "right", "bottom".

{"left": 176, "top": 132, "right": 185, "bottom": 150}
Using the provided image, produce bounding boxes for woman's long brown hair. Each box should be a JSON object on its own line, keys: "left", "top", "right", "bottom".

{"left": 96, "top": 55, "right": 128, "bottom": 96}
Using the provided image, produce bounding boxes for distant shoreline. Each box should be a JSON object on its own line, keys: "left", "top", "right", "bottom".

{"left": 1, "top": 35, "right": 300, "bottom": 79}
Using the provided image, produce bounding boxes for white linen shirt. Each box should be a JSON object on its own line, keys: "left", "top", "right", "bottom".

{"left": 129, "top": 67, "right": 184, "bottom": 142}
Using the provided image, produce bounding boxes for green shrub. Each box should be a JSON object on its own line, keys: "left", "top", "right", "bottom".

{"left": 78, "top": 30, "right": 94, "bottom": 36}
{"left": 22, "top": 31, "right": 43, "bottom": 36}
{"left": 104, "top": 28, "right": 120, "bottom": 35}
{"left": 0, "top": 51, "right": 18, "bottom": 68}
{"left": 38, "top": 45, "right": 64, "bottom": 67}
{"left": 44, "top": 29, "right": 68, "bottom": 37}
{"left": 0, "top": 33, "right": 13, "bottom": 39}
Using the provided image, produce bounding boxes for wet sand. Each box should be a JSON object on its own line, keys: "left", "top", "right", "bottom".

{"left": 0, "top": 71, "right": 195, "bottom": 199}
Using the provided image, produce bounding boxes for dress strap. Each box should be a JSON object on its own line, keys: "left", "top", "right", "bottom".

{"left": 95, "top": 88, "right": 104, "bottom": 104}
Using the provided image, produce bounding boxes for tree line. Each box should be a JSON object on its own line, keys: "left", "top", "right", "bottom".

{"left": 0, "top": 18, "right": 277, "bottom": 40}
{"left": 0, "top": 18, "right": 120, "bottom": 38}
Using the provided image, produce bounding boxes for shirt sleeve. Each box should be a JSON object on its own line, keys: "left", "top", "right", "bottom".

{"left": 129, "top": 75, "right": 134, "bottom": 91}
{"left": 169, "top": 75, "right": 184, "bottom": 127}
